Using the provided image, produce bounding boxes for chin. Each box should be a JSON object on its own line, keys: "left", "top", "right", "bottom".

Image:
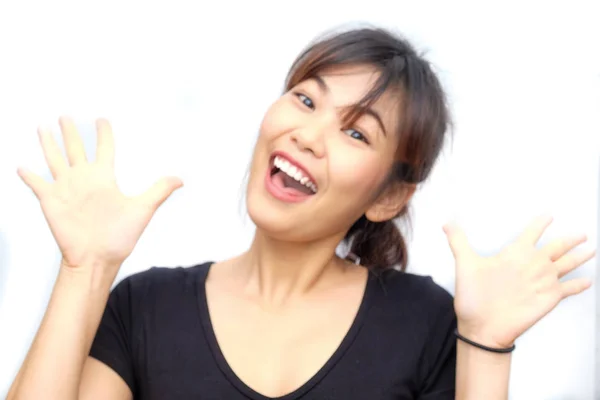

{"left": 245, "top": 194, "right": 349, "bottom": 245}
{"left": 246, "top": 194, "right": 296, "bottom": 238}
{"left": 245, "top": 196, "right": 315, "bottom": 245}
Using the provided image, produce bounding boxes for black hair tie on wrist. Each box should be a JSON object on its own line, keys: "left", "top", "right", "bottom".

{"left": 454, "top": 329, "right": 516, "bottom": 354}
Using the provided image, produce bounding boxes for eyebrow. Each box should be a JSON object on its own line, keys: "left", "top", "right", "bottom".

{"left": 311, "top": 75, "right": 387, "bottom": 137}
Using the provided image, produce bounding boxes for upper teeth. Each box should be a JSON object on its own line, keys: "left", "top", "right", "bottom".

{"left": 274, "top": 156, "right": 317, "bottom": 193}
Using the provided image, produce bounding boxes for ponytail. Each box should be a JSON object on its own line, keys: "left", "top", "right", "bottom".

{"left": 284, "top": 28, "right": 451, "bottom": 271}
{"left": 344, "top": 206, "right": 411, "bottom": 272}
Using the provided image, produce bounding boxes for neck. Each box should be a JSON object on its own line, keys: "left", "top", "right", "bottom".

{"left": 236, "top": 229, "right": 348, "bottom": 305}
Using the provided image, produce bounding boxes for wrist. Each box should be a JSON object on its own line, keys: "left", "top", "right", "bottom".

{"left": 456, "top": 321, "right": 515, "bottom": 349}
{"left": 57, "top": 260, "right": 119, "bottom": 294}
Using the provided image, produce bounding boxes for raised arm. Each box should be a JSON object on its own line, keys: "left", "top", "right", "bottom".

{"left": 444, "top": 216, "right": 595, "bottom": 399}
{"left": 7, "top": 117, "right": 182, "bottom": 399}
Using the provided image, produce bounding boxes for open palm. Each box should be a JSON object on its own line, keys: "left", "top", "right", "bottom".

{"left": 444, "top": 216, "right": 595, "bottom": 348}
{"left": 18, "top": 116, "right": 183, "bottom": 270}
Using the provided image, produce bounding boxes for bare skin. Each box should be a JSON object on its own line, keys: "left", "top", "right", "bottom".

{"left": 8, "top": 66, "right": 595, "bottom": 399}
{"left": 206, "top": 253, "right": 368, "bottom": 397}
{"left": 7, "top": 117, "right": 182, "bottom": 400}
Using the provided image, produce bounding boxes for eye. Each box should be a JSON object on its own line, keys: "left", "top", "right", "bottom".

{"left": 343, "top": 128, "right": 369, "bottom": 144}
{"left": 294, "top": 92, "right": 315, "bottom": 110}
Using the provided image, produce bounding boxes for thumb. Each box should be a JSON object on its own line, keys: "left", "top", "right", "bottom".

{"left": 442, "top": 221, "right": 474, "bottom": 261}
{"left": 136, "top": 176, "right": 184, "bottom": 212}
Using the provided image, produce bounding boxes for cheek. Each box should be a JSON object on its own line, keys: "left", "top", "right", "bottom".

{"left": 258, "top": 100, "right": 294, "bottom": 141}
{"left": 248, "top": 101, "right": 293, "bottom": 179}
{"left": 328, "top": 151, "right": 388, "bottom": 197}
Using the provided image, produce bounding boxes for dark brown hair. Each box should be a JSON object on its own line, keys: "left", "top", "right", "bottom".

{"left": 284, "top": 27, "right": 451, "bottom": 272}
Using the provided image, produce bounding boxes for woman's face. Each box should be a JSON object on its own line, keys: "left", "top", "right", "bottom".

{"left": 246, "top": 64, "right": 403, "bottom": 242}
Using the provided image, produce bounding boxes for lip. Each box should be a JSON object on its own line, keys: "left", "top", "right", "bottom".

{"left": 264, "top": 150, "right": 317, "bottom": 203}
{"left": 270, "top": 150, "right": 317, "bottom": 189}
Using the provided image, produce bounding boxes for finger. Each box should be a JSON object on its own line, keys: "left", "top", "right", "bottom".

{"left": 560, "top": 277, "right": 592, "bottom": 299}
{"left": 517, "top": 215, "right": 553, "bottom": 246}
{"left": 59, "top": 116, "right": 88, "bottom": 166}
{"left": 95, "top": 118, "right": 115, "bottom": 166}
{"left": 17, "top": 167, "right": 50, "bottom": 199}
{"left": 136, "top": 176, "right": 184, "bottom": 212}
{"left": 38, "top": 126, "right": 68, "bottom": 179}
{"left": 442, "top": 222, "right": 475, "bottom": 260}
{"left": 542, "top": 234, "right": 588, "bottom": 261}
{"left": 555, "top": 248, "right": 596, "bottom": 278}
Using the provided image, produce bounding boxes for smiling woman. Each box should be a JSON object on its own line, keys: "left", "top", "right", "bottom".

{"left": 246, "top": 29, "right": 448, "bottom": 271}
{"left": 7, "top": 26, "right": 595, "bottom": 400}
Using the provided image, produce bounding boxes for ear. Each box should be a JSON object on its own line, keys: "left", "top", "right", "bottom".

{"left": 365, "top": 182, "right": 416, "bottom": 222}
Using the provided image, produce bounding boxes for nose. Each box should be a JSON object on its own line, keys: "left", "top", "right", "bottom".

{"left": 290, "top": 120, "right": 329, "bottom": 159}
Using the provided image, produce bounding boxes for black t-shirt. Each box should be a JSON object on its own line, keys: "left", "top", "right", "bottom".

{"left": 90, "top": 262, "right": 456, "bottom": 399}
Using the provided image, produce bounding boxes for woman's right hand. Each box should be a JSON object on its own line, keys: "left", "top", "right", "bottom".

{"left": 17, "top": 116, "right": 183, "bottom": 273}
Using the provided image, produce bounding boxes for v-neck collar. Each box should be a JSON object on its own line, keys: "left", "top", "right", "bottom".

{"left": 195, "top": 261, "right": 377, "bottom": 400}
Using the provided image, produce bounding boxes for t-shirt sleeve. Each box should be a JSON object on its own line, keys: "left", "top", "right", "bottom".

{"left": 417, "top": 279, "right": 457, "bottom": 399}
{"left": 89, "top": 275, "right": 138, "bottom": 394}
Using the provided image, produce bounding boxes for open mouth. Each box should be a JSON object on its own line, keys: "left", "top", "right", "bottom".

{"left": 270, "top": 155, "right": 317, "bottom": 195}
{"left": 265, "top": 154, "right": 318, "bottom": 201}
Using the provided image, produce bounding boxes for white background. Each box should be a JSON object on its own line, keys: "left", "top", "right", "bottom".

{"left": 0, "top": 1, "right": 599, "bottom": 399}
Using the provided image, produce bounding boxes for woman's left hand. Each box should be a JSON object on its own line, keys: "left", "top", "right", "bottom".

{"left": 444, "top": 215, "right": 596, "bottom": 349}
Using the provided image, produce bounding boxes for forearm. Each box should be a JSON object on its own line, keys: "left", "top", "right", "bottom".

{"left": 7, "top": 265, "right": 115, "bottom": 400}
{"left": 455, "top": 327, "right": 512, "bottom": 400}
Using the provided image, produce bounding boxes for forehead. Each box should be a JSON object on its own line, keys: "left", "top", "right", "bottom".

{"left": 318, "top": 65, "right": 380, "bottom": 102}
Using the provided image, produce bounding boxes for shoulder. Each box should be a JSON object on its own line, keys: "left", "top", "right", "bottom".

{"left": 371, "top": 270, "right": 458, "bottom": 394}
{"left": 110, "top": 261, "right": 213, "bottom": 308}
{"left": 367, "top": 268, "right": 456, "bottom": 338}
{"left": 120, "top": 261, "right": 212, "bottom": 286}
{"left": 374, "top": 268, "right": 454, "bottom": 313}
{"left": 365, "top": 269, "right": 456, "bottom": 369}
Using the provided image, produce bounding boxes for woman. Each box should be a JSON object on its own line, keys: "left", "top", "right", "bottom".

{"left": 8, "top": 27, "right": 594, "bottom": 399}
